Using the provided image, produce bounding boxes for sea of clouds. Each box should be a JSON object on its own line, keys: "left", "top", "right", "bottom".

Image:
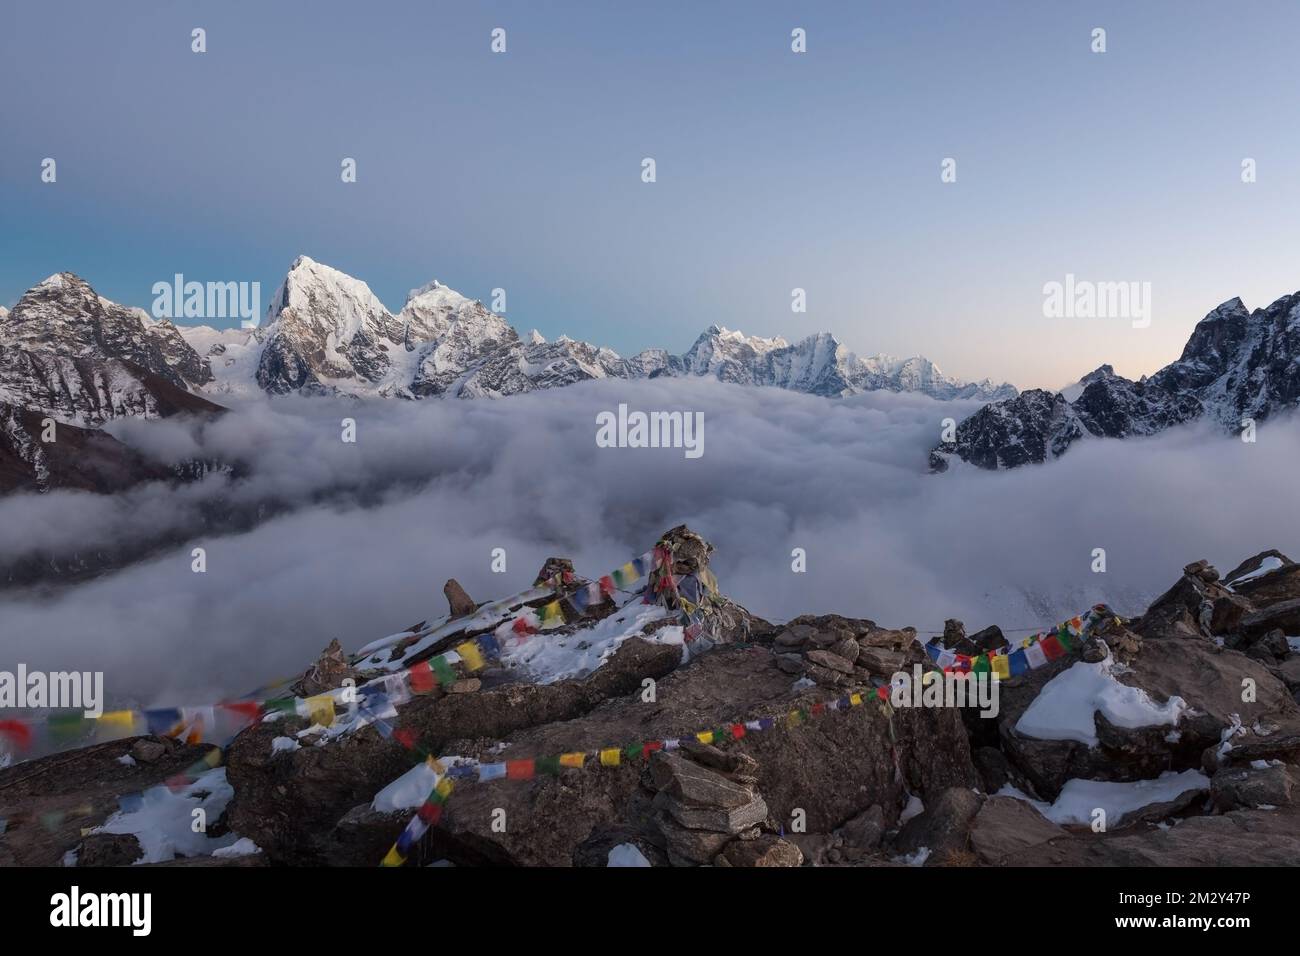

{"left": 1, "top": 377, "right": 1296, "bottom": 706}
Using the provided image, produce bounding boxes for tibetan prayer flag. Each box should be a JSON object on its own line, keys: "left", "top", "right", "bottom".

{"left": 431, "top": 656, "right": 457, "bottom": 686}
{"left": 1024, "top": 643, "right": 1048, "bottom": 669}
{"left": 478, "top": 762, "right": 506, "bottom": 781}
{"left": 625, "top": 743, "right": 644, "bottom": 761}
{"left": 456, "top": 641, "right": 486, "bottom": 672}
{"left": 219, "top": 700, "right": 263, "bottom": 723}
{"left": 268, "top": 697, "right": 298, "bottom": 716}
{"left": 730, "top": 723, "right": 745, "bottom": 739}
{"left": 512, "top": 615, "right": 536, "bottom": 638}
{"left": 599, "top": 748, "right": 621, "bottom": 767}
{"left": 143, "top": 708, "right": 181, "bottom": 735}
{"left": 1040, "top": 635, "right": 1065, "bottom": 660}
{"left": 381, "top": 847, "right": 406, "bottom": 867}
{"left": 696, "top": 731, "right": 714, "bottom": 745}
{"left": 971, "top": 655, "right": 991, "bottom": 674}
{"left": 306, "top": 696, "right": 334, "bottom": 728}
{"left": 539, "top": 601, "right": 565, "bottom": 630}
{"left": 991, "top": 655, "right": 1010, "bottom": 680}
{"left": 849, "top": 693, "right": 863, "bottom": 707}
{"left": 97, "top": 711, "right": 137, "bottom": 734}
{"left": 393, "top": 728, "right": 417, "bottom": 750}
{"left": 619, "top": 562, "right": 637, "bottom": 584}
{"left": 409, "top": 661, "right": 436, "bottom": 694}
{"left": 433, "top": 778, "right": 454, "bottom": 802}
{"left": 560, "top": 752, "right": 585, "bottom": 769}
{"left": 643, "top": 741, "right": 664, "bottom": 758}
{"left": 48, "top": 713, "right": 88, "bottom": 742}
{"left": 786, "top": 710, "right": 802, "bottom": 728}
{"left": 417, "top": 803, "right": 443, "bottom": 826}
{"left": 506, "top": 759, "right": 535, "bottom": 780}
{"left": 1056, "top": 627, "right": 1075, "bottom": 651}
{"left": 537, "top": 756, "right": 561, "bottom": 776}
{"left": 811, "top": 702, "right": 825, "bottom": 716}
{"left": 0, "top": 720, "right": 33, "bottom": 751}
{"left": 1008, "top": 649, "right": 1029, "bottom": 676}
{"left": 876, "top": 686, "right": 889, "bottom": 701}
{"left": 925, "top": 641, "right": 942, "bottom": 661}
{"left": 598, "top": 575, "right": 615, "bottom": 596}
{"left": 758, "top": 717, "right": 776, "bottom": 731}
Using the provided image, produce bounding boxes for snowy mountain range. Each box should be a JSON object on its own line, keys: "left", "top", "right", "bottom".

{"left": 179, "top": 256, "right": 1018, "bottom": 403}
{"left": 932, "top": 292, "right": 1300, "bottom": 471}
{"left": 0, "top": 256, "right": 1018, "bottom": 492}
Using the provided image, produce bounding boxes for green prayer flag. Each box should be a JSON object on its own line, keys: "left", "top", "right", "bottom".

{"left": 431, "top": 656, "right": 456, "bottom": 685}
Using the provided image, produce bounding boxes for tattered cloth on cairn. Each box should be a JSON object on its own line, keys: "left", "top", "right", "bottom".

{"left": 649, "top": 526, "right": 749, "bottom": 645}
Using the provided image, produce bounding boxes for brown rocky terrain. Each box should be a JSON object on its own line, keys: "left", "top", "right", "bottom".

{"left": 3, "top": 530, "right": 1299, "bottom": 868}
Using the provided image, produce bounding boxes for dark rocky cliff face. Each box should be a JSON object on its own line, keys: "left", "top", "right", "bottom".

{"left": 934, "top": 290, "right": 1300, "bottom": 470}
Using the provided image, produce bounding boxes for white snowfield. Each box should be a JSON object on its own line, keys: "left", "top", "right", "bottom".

{"left": 997, "top": 770, "right": 1210, "bottom": 826}
{"left": 1014, "top": 656, "right": 1186, "bottom": 747}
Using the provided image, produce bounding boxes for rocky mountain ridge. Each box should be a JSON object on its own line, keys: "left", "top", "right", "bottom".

{"left": 933, "top": 292, "right": 1300, "bottom": 470}
{"left": 2, "top": 257, "right": 1012, "bottom": 403}
{"left": 3, "top": 529, "right": 1299, "bottom": 868}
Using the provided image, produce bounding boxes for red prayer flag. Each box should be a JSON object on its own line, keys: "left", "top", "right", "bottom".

{"left": 218, "top": 701, "right": 263, "bottom": 722}
{"left": 506, "top": 759, "right": 535, "bottom": 780}
{"left": 0, "top": 720, "right": 33, "bottom": 751}
{"left": 409, "top": 661, "right": 436, "bottom": 694}
{"left": 1041, "top": 635, "right": 1065, "bottom": 660}
{"left": 394, "top": 728, "right": 418, "bottom": 750}
{"left": 417, "top": 802, "right": 442, "bottom": 825}
{"left": 730, "top": 723, "right": 745, "bottom": 739}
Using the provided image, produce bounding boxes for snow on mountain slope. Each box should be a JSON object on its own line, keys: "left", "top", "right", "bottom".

{"left": 5, "top": 258, "right": 1019, "bottom": 408}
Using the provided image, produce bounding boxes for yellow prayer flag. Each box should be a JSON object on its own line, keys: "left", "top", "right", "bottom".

{"left": 456, "top": 641, "right": 486, "bottom": 672}
{"left": 380, "top": 847, "right": 406, "bottom": 867}
{"left": 97, "top": 710, "right": 137, "bottom": 731}
{"left": 435, "top": 778, "right": 454, "bottom": 800}
{"left": 307, "top": 695, "right": 334, "bottom": 728}
{"left": 560, "top": 752, "right": 585, "bottom": 768}
{"left": 849, "top": 693, "right": 863, "bottom": 707}
{"left": 696, "top": 731, "right": 714, "bottom": 745}
{"left": 992, "top": 655, "right": 1010, "bottom": 680}
{"left": 599, "top": 748, "right": 621, "bottom": 767}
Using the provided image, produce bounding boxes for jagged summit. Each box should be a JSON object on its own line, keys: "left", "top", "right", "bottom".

{"left": 3, "top": 258, "right": 1018, "bottom": 407}
{"left": 933, "top": 289, "right": 1300, "bottom": 470}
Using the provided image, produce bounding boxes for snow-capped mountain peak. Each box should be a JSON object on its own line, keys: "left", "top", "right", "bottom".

{"left": 6, "top": 259, "right": 1020, "bottom": 408}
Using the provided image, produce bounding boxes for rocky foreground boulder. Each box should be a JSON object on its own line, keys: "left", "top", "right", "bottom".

{"left": 4, "top": 537, "right": 1300, "bottom": 868}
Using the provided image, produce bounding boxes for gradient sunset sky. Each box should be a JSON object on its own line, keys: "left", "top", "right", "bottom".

{"left": 3, "top": 0, "right": 1298, "bottom": 389}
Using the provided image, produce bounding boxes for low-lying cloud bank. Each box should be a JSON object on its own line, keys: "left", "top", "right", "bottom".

{"left": 0, "top": 378, "right": 1295, "bottom": 705}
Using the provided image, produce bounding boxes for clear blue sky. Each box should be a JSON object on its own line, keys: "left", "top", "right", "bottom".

{"left": 3, "top": 0, "right": 1298, "bottom": 388}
